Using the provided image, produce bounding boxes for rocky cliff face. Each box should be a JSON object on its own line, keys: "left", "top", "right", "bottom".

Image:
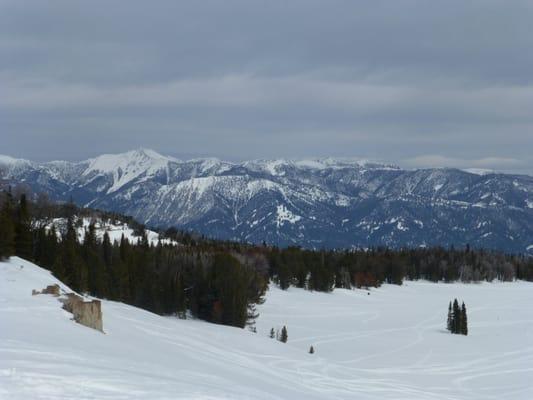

{"left": 2, "top": 149, "right": 533, "bottom": 253}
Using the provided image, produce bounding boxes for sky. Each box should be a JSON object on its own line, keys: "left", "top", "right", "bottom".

{"left": 1, "top": 0, "right": 532, "bottom": 174}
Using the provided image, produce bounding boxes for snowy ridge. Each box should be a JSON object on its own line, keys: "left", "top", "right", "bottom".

{"left": 2, "top": 257, "right": 533, "bottom": 399}
{"left": 82, "top": 149, "right": 179, "bottom": 193}
{"left": 2, "top": 149, "right": 533, "bottom": 252}
{"left": 0, "top": 155, "right": 31, "bottom": 166}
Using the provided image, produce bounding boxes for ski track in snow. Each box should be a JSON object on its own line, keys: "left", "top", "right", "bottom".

{"left": 1, "top": 257, "right": 533, "bottom": 399}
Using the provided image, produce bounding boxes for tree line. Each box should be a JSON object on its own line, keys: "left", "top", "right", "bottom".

{"left": 0, "top": 190, "right": 268, "bottom": 328}
{"left": 1, "top": 189, "right": 533, "bottom": 328}
{"left": 265, "top": 244, "right": 533, "bottom": 292}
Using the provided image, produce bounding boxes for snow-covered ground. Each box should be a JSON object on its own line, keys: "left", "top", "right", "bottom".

{"left": 1, "top": 257, "right": 532, "bottom": 399}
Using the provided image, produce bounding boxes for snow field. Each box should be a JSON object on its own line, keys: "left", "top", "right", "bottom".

{"left": 1, "top": 257, "right": 532, "bottom": 399}
{"left": 256, "top": 283, "right": 533, "bottom": 399}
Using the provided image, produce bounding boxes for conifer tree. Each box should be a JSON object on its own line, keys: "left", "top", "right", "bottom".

{"left": 280, "top": 326, "right": 288, "bottom": 343}
{"left": 309, "top": 345, "right": 314, "bottom": 354}
{"left": 34, "top": 225, "right": 58, "bottom": 270}
{"left": 62, "top": 216, "right": 87, "bottom": 291}
{"left": 461, "top": 302, "right": 468, "bottom": 335}
{"left": 270, "top": 327, "right": 275, "bottom": 339}
{"left": 447, "top": 301, "right": 452, "bottom": 332}
{"left": 84, "top": 222, "right": 106, "bottom": 297}
{"left": 246, "top": 303, "right": 259, "bottom": 332}
{"left": 0, "top": 192, "right": 15, "bottom": 260}
{"left": 102, "top": 231, "right": 112, "bottom": 267}
{"left": 14, "top": 194, "right": 33, "bottom": 260}
{"left": 452, "top": 298, "right": 460, "bottom": 334}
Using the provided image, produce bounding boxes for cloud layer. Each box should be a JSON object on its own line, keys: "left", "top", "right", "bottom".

{"left": 1, "top": 0, "right": 532, "bottom": 173}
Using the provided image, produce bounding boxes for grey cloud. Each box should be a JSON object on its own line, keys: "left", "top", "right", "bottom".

{"left": 1, "top": 0, "right": 532, "bottom": 173}
{"left": 402, "top": 155, "right": 529, "bottom": 173}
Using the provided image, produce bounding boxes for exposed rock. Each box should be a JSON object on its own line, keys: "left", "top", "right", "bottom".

{"left": 60, "top": 293, "right": 103, "bottom": 332}
{"left": 32, "top": 284, "right": 103, "bottom": 332}
{"left": 32, "top": 284, "right": 60, "bottom": 297}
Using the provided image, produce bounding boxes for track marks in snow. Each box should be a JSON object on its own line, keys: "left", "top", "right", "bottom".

{"left": 256, "top": 283, "right": 533, "bottom": 399}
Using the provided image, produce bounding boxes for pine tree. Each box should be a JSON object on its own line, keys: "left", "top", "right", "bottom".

{"left": 270, "top": 327, "right": 275, "bottom": 339}
{"left": 14, "top": 194, "right": 33, "bottom": 260}
{"left": 246, "top": 303, "right": 259, "bottom": 332}
{"left": 0, "top": 192, "right": 15, "bottom": 260}
{"left": 102, "top": 231, "right": 112, "bottom": 267}
{"left": 447, "top": 301, "right": 452, "bottom": 332}
{"left": 280, "top": 326, "right": 288, "bottom": 343}
{"left": 452, "top": 298, "right": 460, "bottom": 334}
{"left": 62, "top": 216, "right": 87, "bottom": 291}
{"left": 84, "top": 222, "right": 106, "bottom": 297}
{"left": 309, "top": 345, "right": 315, "bottom": 354}
{"left": 461, "top": 302, "right": 468, "bottom": 336}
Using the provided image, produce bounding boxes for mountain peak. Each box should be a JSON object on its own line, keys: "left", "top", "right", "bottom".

{"left": 82, "top": 149, "right": 179, "bottom": 193}
{"left": 85, "top": 149, "right": 178, "bottom": 174}
{"left": 132, "top": 148, "right": 179, "bottom": 162}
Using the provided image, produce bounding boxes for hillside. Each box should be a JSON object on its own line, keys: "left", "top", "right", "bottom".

{"left": 1, "top": 149, "right": 533, "bottom": 253}
{"left": 1, "top": 257, "right": 532, "bottom": 399}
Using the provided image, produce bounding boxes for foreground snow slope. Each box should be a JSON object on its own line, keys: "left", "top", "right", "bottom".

{"left": 1, "top": 257, "right": 532, "bottom": 399}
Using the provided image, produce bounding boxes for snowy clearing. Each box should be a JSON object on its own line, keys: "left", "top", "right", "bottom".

{"left": 1, "top": 257, "right": 532, "bottom": 399}
{"left": 45, "top": 217, "right": 177, "bottom": 247}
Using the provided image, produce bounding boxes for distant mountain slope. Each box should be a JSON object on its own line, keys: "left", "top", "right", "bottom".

{"left": 1, "top": 149, "right": 533, "bottom": 253}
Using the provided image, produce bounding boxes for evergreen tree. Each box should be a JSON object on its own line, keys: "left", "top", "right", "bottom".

{"left": 61, "top": 216, "right": 87, "bottom": 291}
{"left": 461, "top": 302, "right": 468, "bottom": 336}
{"left": 33, "top": 225, "right": 58, "bottom": 270}
{"left": 0, "top": 192, "right": 15, "bottom": 260}
{"left": 14, "top": 194, "right": 33, "bottom": 260}
{"left": 102, "top": 231, "right": 112, "bottom": 267}
{"left": 446, "top": 301, "right": 453, "bottom": 332}
{"left": 452, "top": 298, "right": 460, "bottom": 334}
{"left": 246, "top": 303, "right": 259, "bottom": 333}
{"left": 270, "top": 327, "right": 275, "bottom": 339}
{"left": 280, "top": 326, "right": 288, "bottom": 343}
{"left": 309, "top": 345, "right": 315, "bottom": 354}
{"left": 84, "top": 222, "right": 106, "bottom": 297}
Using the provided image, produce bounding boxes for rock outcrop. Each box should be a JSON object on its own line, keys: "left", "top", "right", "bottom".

{"left": 61, "top": 293, "right": 103, "bottom": 332}
{"left": 32, "top": 284, "right": 60, "bottom": 296}
{"left": 32, "top": 284, "right": 103, "bottom": 332}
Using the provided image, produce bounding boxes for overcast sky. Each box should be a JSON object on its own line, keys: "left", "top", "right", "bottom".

{"left": 1, "top": 0, "right": 532, "bottom": 174}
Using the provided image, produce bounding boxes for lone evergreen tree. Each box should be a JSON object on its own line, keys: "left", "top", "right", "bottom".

{"left": 270, "top": 327, "right": 275, "bottom": 339}
{"left": 280, "top": 326, "right": 288, "bottom": 343}
{"left": 309, "top": 345, "right": 314, "bottom": 354}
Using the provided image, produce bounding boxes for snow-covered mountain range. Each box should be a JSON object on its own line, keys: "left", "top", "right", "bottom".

{"left": 1, "top": 149, "right": 533, "bottom": 253}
